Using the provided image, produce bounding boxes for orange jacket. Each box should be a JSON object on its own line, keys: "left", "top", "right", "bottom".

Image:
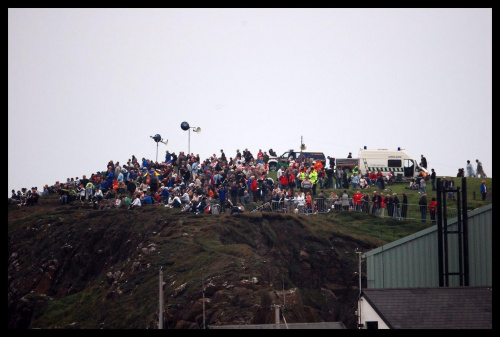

{"left": 314, "top": 161, "right": 323, "bottom": 171}
{"left": 306, "top": 194, "right": 312, "bottom": 205}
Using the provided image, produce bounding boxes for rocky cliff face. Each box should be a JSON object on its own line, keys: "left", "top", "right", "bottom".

{"left": 8, "top": 197, "right": 377, "bottom": 329}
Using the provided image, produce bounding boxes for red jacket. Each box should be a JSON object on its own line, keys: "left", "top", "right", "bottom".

{"left": 279, "top": 175, "right": 289, "bottom": 186}
{"left": 353, "top": 192, "right": 362, "bottom": 205}
{"left": 250, "top": 179, "right": 258, "bottom": 192}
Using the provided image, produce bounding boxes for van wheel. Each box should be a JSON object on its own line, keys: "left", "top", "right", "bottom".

{"left": 269, "top": 163, "right": 277, "bottom": 172}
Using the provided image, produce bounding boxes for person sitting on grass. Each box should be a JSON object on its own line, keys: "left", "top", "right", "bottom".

{"left": 128, "top": 193, "right": 142, "bottom": 210}
{"left": 231, "top": 202, "right": 245, "bottom": 215}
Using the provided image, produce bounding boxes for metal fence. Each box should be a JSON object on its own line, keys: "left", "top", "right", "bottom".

{"left": 246, "top": 198, "right": 459, "bottom": 223}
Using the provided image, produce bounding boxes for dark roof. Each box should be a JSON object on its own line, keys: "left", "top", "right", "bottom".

{"left": 208, "top": 322, "right": 346, "bottom": 329}
{"left": 362, "top": 287, "right": 492, "bottom": 329}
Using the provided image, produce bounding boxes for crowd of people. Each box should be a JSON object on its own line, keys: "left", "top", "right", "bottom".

{"left": 9, "top": 150, "right": 489, "bottom": 217}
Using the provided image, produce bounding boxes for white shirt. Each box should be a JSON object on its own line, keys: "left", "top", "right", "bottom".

{"left": 181, "top": 192, "right": 190, "bottom": 203}
{"left": 131, "top": 197, "right": 141, "bottom": 207}
{"left": 295, "top": 194, "right": 305, "bottom": 206}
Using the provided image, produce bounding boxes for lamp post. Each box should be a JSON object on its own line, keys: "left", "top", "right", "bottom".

{"left": 150, "top": 134, "right": 168, "bottom": 163}
{"left": 180, "top": 122, "right": 201, "bottom": 155}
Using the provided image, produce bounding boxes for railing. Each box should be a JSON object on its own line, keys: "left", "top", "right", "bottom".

{"left": 245, "top": 198, "right": 459, "bottom": 222}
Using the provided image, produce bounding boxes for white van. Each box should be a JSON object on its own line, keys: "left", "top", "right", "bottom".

{"left": 336, "top": 148, "right": 427, "bottom": 180}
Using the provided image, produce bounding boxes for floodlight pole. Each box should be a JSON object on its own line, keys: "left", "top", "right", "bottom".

{"left": 188, "top": 127, "right": 199, "bottom": 155}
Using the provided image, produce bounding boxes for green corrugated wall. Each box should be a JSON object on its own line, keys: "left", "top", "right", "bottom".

{"left": 364, "top": 204, "right": 492, "bottom": 288}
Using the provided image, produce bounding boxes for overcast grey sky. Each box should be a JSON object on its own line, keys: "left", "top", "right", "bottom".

{"left": 8, "top": 8, "right": 492, "bottom": 196}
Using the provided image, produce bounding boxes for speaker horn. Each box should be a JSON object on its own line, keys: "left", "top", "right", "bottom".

{"left": 193, "top": 127, "right": 201, "bottom": 133}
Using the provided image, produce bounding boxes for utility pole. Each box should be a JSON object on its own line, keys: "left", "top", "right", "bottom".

{"left": 357, "top": 250, "right": 362, "bottom": 296}
{"left": 202, "top": 269, "right": 206, "bottom": 329}
{"left": 159, "top": 267, "right": 163, "bottom": 329}
{"left": 272, "top": 304, "right": 281, "bottom": 328}
{"left": 356, "top": 250, "right": 362, "bottom": 329}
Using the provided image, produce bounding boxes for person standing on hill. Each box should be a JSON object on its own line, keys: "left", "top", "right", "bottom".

{"left": 342, "top": 170, "right": 349, "bottom": 190}
{"left": 401, "top": 193, "right": 408, "bottom": 219}
{"left": 428, "top": 197, "right": 438, "bottom": 222}
{"left": 420, "top": 155, "right": 427, "bottom": 169}
{"left": 309, "top": 168, "right": 318, "bottom": 196}
{"left": 287, "top": 169, "right": 296, "bottom": 198}
{"left": 476, "top": 159, "right": 487, "bottom": 178}
{"left": 80, "top": 175, "right": 89, "bottom": 189}
{"left": 385, "top": 193, "right": 393, "bottom": 217}
{"left": 480, "top": 180, "right": 487, "bottom": 201}
{"left": 279, "top": 171, "right": 289, "bottom": 191}
{"left": 352, "top": 190, "right": 362, "bottom": 212}
{"left": 347, "top": 152, "right": 352, "bottom": 158}
{"left": 325, "top": 166, "right": 334, "bottom": 189}
{"left": 301, "top": 175, "right": 313, "bottom": 195}
{"left": 340, "top": 190, "right": 350, "bottom": 211}
{"left": 392, "top": 193, "right": 401, "bottom": 220}
{"left": 446, "top": 177, "right": 455, "bottom": 200}
{"left": 237, "top": 181, "right": 247, "bottom": 207}
{"left": 327, "top": 156, "right": 335, "bottom": 169}
{"left": 335, "top": 168, "right": 342, "bottom": 189}
{"left": 430, "top": 169, "right": 437, "bottom": 191}
{"left": 419, "top": 176, "right": 426, "bottom": 194}
{"left": 466, "top": 160, "right": 475, "bottom": 177}
{"left": 419, "top": 193, "right": 428, "bottom": 223}
{"left": 218, "top": 184, "right": 227, "bottom": 213}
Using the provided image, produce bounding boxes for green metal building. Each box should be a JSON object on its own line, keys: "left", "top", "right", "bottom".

{"left": 363, "top": 204, "right": 492, "bottom": 288}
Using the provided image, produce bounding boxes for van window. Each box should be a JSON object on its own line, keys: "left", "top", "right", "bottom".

{"left": 388, "top": 159, "right": 402, "bottom": 168}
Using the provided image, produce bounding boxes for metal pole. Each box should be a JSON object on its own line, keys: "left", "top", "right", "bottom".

{"left": 275, "top": 305, "right": 280, "bottom": 327}
{"left": 188, "top": 130, "right": 191, "bottom": 155}
{"left": 443, "top": 186, "right": 449, "bottom": 287}
{"left": 202, "top": 270, "right": 205, "bottom": 329}
{"left": 159, "top": 267, "right": 163, "bottom": 329}
{"left": 457, "top": 187, "right": 463, "bottom": 286}
{"left": 357, "top": 251, "right": 362, "bottom": 296}
{"left": 462, "top": 177, "right": 470, "bottom": 286}
{"left": 436, "top": 178, "right": 444, "bottom": 287}
{"left": 357, "top": 250, "right": 362, "bottom": 329}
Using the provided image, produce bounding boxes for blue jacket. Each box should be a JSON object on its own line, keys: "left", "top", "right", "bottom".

{"left": 480, "top": 183, "right": 487, "bottom": 194}
{"left": 218, "top": 187, "right": 226, "bottom": 201}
